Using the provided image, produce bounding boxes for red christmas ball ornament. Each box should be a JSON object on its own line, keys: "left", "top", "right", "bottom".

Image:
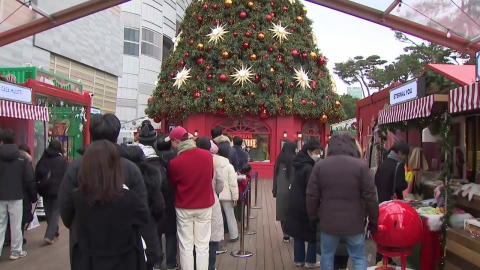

{"left": 277, "top": 57, "right": 283, "bottom": 62}
{"left": 325, "top": 95, "right": 329, "bottom": 100}
{"left": 148, "top": 97, "right": 153, "bottom": 103}
{"left": 264, "top": 54, "right": 269, "bottom": 59}
{"left": 311, "top": 81, "right": 317, "bottom": 89}
{"left": 278, "top": 107, "right": 283, "bottom": 114}
{"left": 251, "top": 24, "right": 256, "bottom": 30}
{"left": 170, "top": 73, "right": 175, "bottom": 78}
{"left": 259, "top": 102, "right": 265, "bottom": 108}
{"left": 206, "top": 87, "right": 212, "bottom": 92}
{"left": 161, "top": 90, "right": 166, "bottom": 95}
{"left": 301, "top": 99, "right": 307, "bottom": 105}
{"left": 290, "top": 82, "right": 295, "bottom": 88}
{"left": 213, "top": 4, "right": 218, "bottom": 10}
{"left": 271, "top": 12, "right": 275, "bottom": 17}
{"left": 290, "top": 29, "right": 294, "bottom": 33}
{"left": 215, "top": 19, "right": 220, "bottom": 25}
{"left": 254, "top": 74, "right": 261, "bottom": 83}
{"left": 205, "top": 65, "right": 211, "bottom": 71}
{"left": 195, "top": 75, "right": 200, "bottom": 80}
{"left": 261, "top": 84, "right": 267, "bottom": 90}
{"left": 193, "top": 92, "right": 201, "bottom": 98}
{"left": 233, "top": 32, "right": 238, "bottom": 37}
{"left": 266, "top": 14, "right": 272, "bottom": 21}
{"left": 239, "top": 11, "right": 247, "bottom": 19}
{"left": 184, "top": 52, "right": 190, "bottom": 57}
{"left": 318, "top": 56, "right": 326, "bottom": 66}
{"left": 245, "top": 31, "right": 251, "bottom": 38}
{"left": 228, "top": 19, "right": 234, "bottom": 24}
{"left": 260, "top": 109, "right": 269, "bottom": 119}
{"left": 153, "top": 116, "right": 161, "bottom": 123}
{"left": 292, "top": 50, "right": 299, "bottom": 58}
{"left": 268, "top": 47, "right": 274, "bottom": 53}
{"left": 202, "top": 4, "right": 208, "bottom": 10}
{"left": 302, "top": 52, "right": 308, "bottom": 59}
{"left": 217, "top": 108, "right": 225, "bottom": 115}
{"left": 181, "top": 105, "right": 186, "bottom": 110}
{"left": 180, "top": 60, "right": 185, "bottom": 67}
{"left": 283, "top": 6, "right": 289, "bottom": 11}
{"left": 207, "top": 74, "right": 213, "bottom": 79}
{"left": 197, "top": 16, "right": 203, "bottom": 23}
{"left": 196, "top": 57, "right": 204, "bottom": 65}
{"left": 207, "top": 46, "right": 212, "bottom": 51}
{"left": 189, "top": 39, "right": 194, "bottom": 45}
{"left": 174, "top": 93, "right": 179, "bottom": 97}
{"left": 219, "top": 74, "right": 228, "bottom": 82}
{"left": 242, "top": 42, "right": 250, "bottom": 49}
{"left": 279, "top": 80, "right": 284, "bottom": 85}
{"left": 277, "top": 90, "right": 283, "bottom": 95}
{"left": 270, "top": 2, "right": 275, "bottom": 7}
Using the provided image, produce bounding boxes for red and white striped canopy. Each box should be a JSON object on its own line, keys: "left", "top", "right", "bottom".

{"left": 0, "top": 100, "right": 49, "bottom": 121}
{"left": 378, "top": 95, "right": 434, "bottom": 125}
{"left": 449, "top": 82, "right": 480, "bottom": 114}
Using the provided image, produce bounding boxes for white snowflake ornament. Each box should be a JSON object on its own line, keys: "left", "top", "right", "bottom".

{"left": 206, "top": 24, "right": 228, "bottom": 44}
{"left": 230, "top": 64, "right": 255, "bottom": 86}
{"left": 173, "top": 67, "right": 192, "bottom": 89}
{"left": 269, "top": 22, "right": 291, "bottom": 43}
{"left": 293, "top": 67, "right": 312, "bottom": 89}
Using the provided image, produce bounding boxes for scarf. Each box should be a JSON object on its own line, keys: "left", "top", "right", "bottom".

{"left": 387, "top": 150, "right": 403, "bottom": 163}
{"left": 177, "top": 139, "right": 196, "bottom": 155}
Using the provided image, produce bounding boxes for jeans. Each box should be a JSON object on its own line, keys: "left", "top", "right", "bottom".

{"left": 158, "top": 233, "right": 178, "bottom": 268}
{"left": 320, "top": 232, "right": 366, "bottom": 270}
{"left": 43, "top": 196, "right": 60, "bottom": 240}
{"left": 293, "top": 238, "right": 317, "bottom": 264}
{"left": 194, "top": 241, "right": 219, "bottom": 270}
{"left": 176, "top": 207, "right": 212, "bottom": 270}
{"left": 0, "top": 200, "right": 24, "bottom": 254}
{"left": 220, "top": 201, "right": 238, "bottom": 240}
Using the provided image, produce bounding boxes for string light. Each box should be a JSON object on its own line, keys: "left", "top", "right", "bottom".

{"left": 446, "top": 29, "right": 451, "bottom": 38}
{"left": 396, "top": 2, "right": 402, "bottom": 12}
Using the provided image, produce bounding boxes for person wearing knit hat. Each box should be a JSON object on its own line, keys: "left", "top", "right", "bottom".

{"left": 138, "top": 124, "right": 157, "bottom": 147}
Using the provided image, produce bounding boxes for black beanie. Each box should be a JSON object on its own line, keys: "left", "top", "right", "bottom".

{"left": 211, "top": 127, "right": 223, "bottom": 139}
{"left": 138, "top": 124, "right": 157, "bottom": 145}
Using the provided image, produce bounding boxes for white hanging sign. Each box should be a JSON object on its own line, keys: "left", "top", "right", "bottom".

{"left": 389, "top": 79, "right": 418, "bottom": 106}
{"left": 0, "top": 81, "right": 32, "bottom": 104}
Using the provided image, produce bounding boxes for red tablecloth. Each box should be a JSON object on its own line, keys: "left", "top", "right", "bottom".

{"left": 420, "top": 217, "right": 443, "bottom": 270}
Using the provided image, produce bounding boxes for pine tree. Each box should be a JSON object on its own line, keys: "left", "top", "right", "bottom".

{"left": 146, "top": 0, "right": 346, "bottom": 123}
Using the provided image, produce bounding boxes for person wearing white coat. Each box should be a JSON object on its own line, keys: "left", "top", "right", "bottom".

{"left": 215, "top": 147, "right": 239, "bottom": 242}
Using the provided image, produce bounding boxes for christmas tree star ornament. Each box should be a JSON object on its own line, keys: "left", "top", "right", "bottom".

{"left": 206, "top": 24, "right": 229, "bottom": 44}
{"left": 269, "top": 22, "right": 291, "bottom": 43}
{"left": 172, "top": 67, "right": 192, "bottom": 89}
{"left": 172, "top": 31, "right": 182, "bottom": 51}
{"left": 230, "top": 64, "right": 255, "bottom": 86}
{"left": 293, "top": 67, "right": 312, "bottom": 89}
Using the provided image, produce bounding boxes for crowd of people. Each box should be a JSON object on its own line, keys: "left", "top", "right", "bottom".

{"left": 0, "top": 111, "right": 411, "bottom": 270}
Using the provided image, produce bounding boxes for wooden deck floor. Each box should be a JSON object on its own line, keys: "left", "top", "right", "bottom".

{"left": 0, "top": 179, "right": 378, "bottom": 270}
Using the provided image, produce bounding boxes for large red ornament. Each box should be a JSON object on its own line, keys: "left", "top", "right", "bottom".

{"left": 193, "top": 92, "right": 201, "bottom": 98}
{"left": 291, "top": 50, "right": 299, "bottom": 57}
{"left": 202, "top": 4, "right": 208, "bottom": 10}
{"left": 266, "top": 14, "right": 272, "bottom": 21}
{"left": 219, "top": 74, "right": 228, "bottom": 82}
{"left": 301, "top": 53, "right": 308, "bottom": 59}
{"left": 181, "top": 105, "right": 186, "bottom": 110}
{"left": 260, "top": 109, "right": 269, "bottom": 119}
{"left": 301, "top": 99, "right": 307, "bottom": 105}
{"left": 239, "top": 11, "right": 247, "bottom": 19}
{"left": 242, "top": 42, "right": 250, "bottom": 49}
{"left": 197, "top": 16, "right": 203, "bottom": 23}
{"left": 148, "top": 97, "right": 153, "bottom": 103}
{"left": 153, "top": 116, "right": 161, "bottom": 123}
{"left": 196, "top": 58, "right": 204, "bottom": 65}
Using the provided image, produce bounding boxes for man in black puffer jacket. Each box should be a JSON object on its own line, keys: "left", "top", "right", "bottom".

{"left": 58, "top": 114, "right": 150, "bottom": 269}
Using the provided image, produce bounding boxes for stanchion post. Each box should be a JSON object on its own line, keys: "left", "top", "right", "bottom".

{"left": 251, "top": 172, "right": 261, "bottom": 209}
{"left": 248, "top": 181, "right": 256, "bottom": 219}
{"left": 245, "top": 186, "right": 256, "bottom": 235}
{"left": 231, "top": 189, "right": 253, "bottom": 258}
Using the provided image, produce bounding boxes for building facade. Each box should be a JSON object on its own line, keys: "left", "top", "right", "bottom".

{"left": 0, "top": 7, "right": 123, "bottom": 114}
{"left": 347, "top": 86, "right": 363, "bottom": 99}
{"left": 116, "top": 0, "right": 191, "bottom": 129}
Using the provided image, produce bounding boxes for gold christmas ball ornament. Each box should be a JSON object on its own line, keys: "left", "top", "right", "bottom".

{"left": 270, "top": 67, "right": 275, "bottom": 73}
{"left": 335, "top": 100, "right": 341, "bottom": 108}
{"left": 303, "top": 6, "right": 307, "bottom": 13}
{"left": 320, "top": 114, "right": 328, "bottom": 123}
{"left": 221, "top": 51, "right": 229, "bottom": 58}
{"left": 247, "top": 1, "right": 254, "bottom": 8}
{"left": 249, "top": 54, "right": 257, "bottom": 61}
{"left": 218, "top": 97, "right": 224, "bottom": 102}
{"left": 310, "top": 52, "right": 317, "bottom": 59}
{"left": 296, "top": 16, "right": 304, "bottom": 23}
{"left": 257, "top": 33, "right": 265, "bottom": 40}
{"left": 196, "top": 43, "right": 204, "bottom": 51}
{"left": 225, "top": 0, "right": 233, "bottom": 8}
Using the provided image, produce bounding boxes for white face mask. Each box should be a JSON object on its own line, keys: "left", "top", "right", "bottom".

{"left": 310, "top": 154, "right": 321, "bottom": 161}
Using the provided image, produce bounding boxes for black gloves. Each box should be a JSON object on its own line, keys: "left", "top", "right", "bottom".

{"left": 368, "top": 222, "right": 378, "bottom": 234}
{"left": 309, "top": 219, "right": 319, "bottom": 229}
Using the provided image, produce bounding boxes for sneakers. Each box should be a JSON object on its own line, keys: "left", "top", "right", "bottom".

{"left": 283, "top": 237, "right": 290, "bottom": 243}
{"left": 304, "top": 261, "right": 320, "bottom": 268}
{"left": 295, "top": 262, "right": 305, "bottom": 267}
{"left": 166, "top": 266, "right": 179, "bottom": 270}
{"left": 45, "top": 237, "right": 55, "bottom": 244}
{"left": 10, "top": 250, "right": 27, "bottom": 260}
{"left": 229, "top": 237, "right": 239, "bottom": 242}
{"left": 216, "top": 248, "right": 228, "bottom": 254}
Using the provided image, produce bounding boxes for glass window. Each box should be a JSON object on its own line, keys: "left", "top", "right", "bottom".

{"left": 124, "top": 42, "right": 139, "bottom": 56}
{"left": 124, "top": 28, "right": 139, "bottom": 42}
{"left": 142, "top": 28, "right": 162, "bottom": 47}
{"left": 163, "top": 36, "right": 173, "bottom": 60}
{"left": 141, "top": 42, "right": 161, "bottom": 59}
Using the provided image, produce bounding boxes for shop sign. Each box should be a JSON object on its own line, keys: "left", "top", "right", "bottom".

{"left": 389, "top": 78, "right": 425, "bottom": 106}
{"left": 0, "top": 81, "right": 32, "bottom": 104}
{"left": 91, "top": 107, "right": 102, "bottom": 115}
{"left": 37, "top": 70, "right": 83, "bottom": 93}
{"left": 231, "top": 133, "right": 258, "bottom": 148}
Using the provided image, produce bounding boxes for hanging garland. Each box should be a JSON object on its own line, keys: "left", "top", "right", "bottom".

{"left": 376, "top": 112, "right": 454, "bottom": 270}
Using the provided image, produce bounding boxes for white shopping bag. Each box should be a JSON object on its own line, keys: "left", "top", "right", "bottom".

{"left": 123, "top": 185, "right": 147, "bottom": 262}
{"left": 27, "top": 212, "right": 40, "bottom": 230}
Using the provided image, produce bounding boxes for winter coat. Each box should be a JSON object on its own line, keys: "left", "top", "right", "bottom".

{"left": 35, "top": 147, "right": 69, "bottom": 198}
{"left": 211, "top": 155, "right": 225, "bottom": 242}
{"left": 213, "top": 135, "right": 239, "bottom": 171}
{"left": 63, "top": 188, "right": 149, "bottom": 270}
{"left": 375, "top": 151, "right": 408, "bottom": 203}
{"left": 59, "top": 144, "right": 149, "bottom": 269}
{"left": 233, "top": 145, "right": 249, "bottom": 171}
{"left": 215, "top": 155, "right": 239, "bottom": 202}
{"left": 273, "top": 161, "right": 293, "bottom": 221}
{"left": 306, "top": 131, "right": 379, "bottom": 235}
{"left": 157, "top": 149, "right": 177, "bottom": 235}
{"left": 284, "top": 151, "right": 316, "bottom": 242}
{"left": 0, "top": 144, "right": 37, "bottom": 204}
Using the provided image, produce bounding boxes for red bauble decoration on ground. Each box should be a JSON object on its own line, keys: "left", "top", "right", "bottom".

{"left": 170, "top": 73, "right": 175, "bottom": 78}
{"left": 197, "top": 16, "right": 203, "bottom": 23}
{"left": 219, "top": 74, "right": 228, "bottom": 82}
{"left": 318, "top": 56, "right": 326, "bottom": 66}
{"left": 207, "top": 74, "right": 213, "bottom": 79}
{"left": 239, "top": 11, "right": 247, "bottom": 19}
{"left": 181, "top": 105, "right": 186, "bottom": 110}
{"left": 193, "top": 92, "right": 201, "bottom": 98}
{"left": 301, "top": 53, "right": 308, "bottom": 59}
{"left": 206, "top": 87, "right": 212, "bottom": 92}
{"left": 217, "top": 108, "right": 225, "bottom": 115}
{"left": 245, "top": 31, "right": 251, "bottom": 38}
{"left": 184, "top": 52, "right": 190, "bottom": 57}
{"left": 292, "top": 50, "right": 299, "bottom": 57}
{"left": 266, "top": 14, "right": 272, "bottom": 21}
{"left": 261, "top": 84, "right": 267, "bottom": 90}
{"left": 148, "top": 97, "right": 153, "bottom": 103}
{"left": 301, "top": 99, "right": 307, "bottom": 105}
{"left": 254, "top": 74, "right": 261, "bottom": 83}
{"left": 153, "top": 116, "right": 161, "bottom": 123}
{"left": 196, "top": 58, "right": 204, "bottom": 65}
{"left": 260, "top": 109, "right": 269, "bottom": 119}
{"left": 242, "top": 42, "right": 250, "bottom": 49}
{"left": 202, "top": 4, "right": 208, "bottom": 10}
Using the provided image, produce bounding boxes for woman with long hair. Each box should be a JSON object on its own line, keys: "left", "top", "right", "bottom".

{"left": 273, "top": 140, "right": 297, "bottom": 243}
{"left": 61, "top": 140, "right": 150, "bottom": 270}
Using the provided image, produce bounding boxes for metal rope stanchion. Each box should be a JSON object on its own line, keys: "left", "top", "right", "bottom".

{"left": 245, "top": 185, "right": 257, "bottom": 235}
{"left": 247, "top": 181, "right": 256, "bottom": 219}
{"left": 231, "top": 186, "right": 253, "bottom": 258}
{"left": 251, "top": 172, "right": 262, "bottom": 209}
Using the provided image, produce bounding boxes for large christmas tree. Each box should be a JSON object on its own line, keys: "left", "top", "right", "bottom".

{"left": 146, "top": 0, "right": 346, "bottom": 123}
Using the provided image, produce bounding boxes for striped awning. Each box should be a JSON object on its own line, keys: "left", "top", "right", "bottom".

{"left": 0, "top": 100, "right": 49, "bottom": 121}
{"left": 378, "top": 95, "right": 434, "bottom": 125}
{"left": 449, "top": 82, "right": 480, "bottom": 114}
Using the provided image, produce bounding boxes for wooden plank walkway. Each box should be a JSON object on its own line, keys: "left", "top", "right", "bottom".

{"left": 0, "top": 179, "right": 379, "bottom": 270}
